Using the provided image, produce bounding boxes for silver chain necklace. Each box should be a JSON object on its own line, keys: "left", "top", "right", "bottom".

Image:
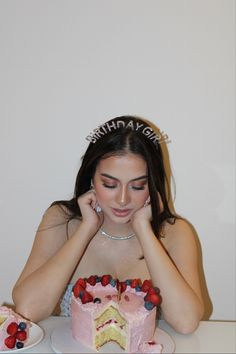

{"left": 100, "top": 228, "right": 135, "bottom": 240}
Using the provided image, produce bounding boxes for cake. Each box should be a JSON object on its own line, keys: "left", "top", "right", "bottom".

{"left": 0, "top": 306, "right": 31, "bottom": 351}
{"left": 71, "top": 274, "right": 163, "bottom": 353}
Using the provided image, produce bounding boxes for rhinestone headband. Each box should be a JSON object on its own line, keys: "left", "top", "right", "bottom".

{"left": 85, "top": 119, "right": 171, "bottom": 145}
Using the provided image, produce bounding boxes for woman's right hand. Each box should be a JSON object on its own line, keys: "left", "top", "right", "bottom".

{"left": 77, "top": 189, "right": 103, "bottom": 236}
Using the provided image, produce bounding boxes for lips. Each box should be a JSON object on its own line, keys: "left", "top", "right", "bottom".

{"left": 111, "top": 208, "right": 132, "bottom": 217}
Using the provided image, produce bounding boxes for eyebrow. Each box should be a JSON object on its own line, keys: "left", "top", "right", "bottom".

{"left": 100, "top": 173, "right": 148, "bottom": 182}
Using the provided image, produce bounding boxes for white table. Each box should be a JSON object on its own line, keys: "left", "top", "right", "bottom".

{"left": 24, "top": 316, "right": 236, "bottom": 353}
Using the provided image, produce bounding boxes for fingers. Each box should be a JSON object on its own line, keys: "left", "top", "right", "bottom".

{"left": 77, "top": 189, "right": 103, "bottom": 214}
{"left": 77, "top": 189, "right": 96, "bottom": 207}
{"left": 143, "top": 194, "right": 163, "bottom": 212}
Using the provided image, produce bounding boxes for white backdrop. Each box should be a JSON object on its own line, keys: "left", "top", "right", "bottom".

{"left": 0, "top": 0, "right": 235, "bottom": 320}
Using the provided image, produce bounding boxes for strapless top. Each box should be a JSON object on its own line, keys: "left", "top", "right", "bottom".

{"left": 60, "top": 283, "right": 73, "bottom": 317}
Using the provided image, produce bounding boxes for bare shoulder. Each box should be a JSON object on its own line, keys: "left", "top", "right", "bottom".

{"left": 162, "top": 218, "right": 198, "bottom": 255}
{"left": 32, "top": 204, "right": 74, "bottom": 258}
{"left": 38, "top": 204, "right": 72, "bottom": 230}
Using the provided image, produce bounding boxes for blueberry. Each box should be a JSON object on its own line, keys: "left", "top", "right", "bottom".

{"left": 125, "top": 279, "right": 131, "bottom": 286}
{"left": 144, "top": 301, "right": 155, "bottom": 311}
{"left": 93, "top": 297, "right": 101, "bottom": 304}
{"left": 79, "top": 290, "right": 85, "bottom": 299}
{"left": 18, "top": 322, "right": 27, "bottom": 330}
{"left": 135, "top": 285, "right": 142, "bottom": 292}
{"left": 96, "top": 276, "right": 102, "bottom": 283}
{"left": 109, "top": 278, "right": 117, "bottom": 287}
{"left": 16, "top": 342, "right": 24, "bottom": 349}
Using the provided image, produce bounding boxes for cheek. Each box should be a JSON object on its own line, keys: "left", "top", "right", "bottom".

{"left": 95, "top": 186, "right": 112, "bottom": 204}
{"left": 135, "top": 191, "right": 149, "bottom": 205}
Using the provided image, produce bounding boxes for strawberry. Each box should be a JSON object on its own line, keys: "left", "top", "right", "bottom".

{"left": 4, "top": 336, "right": 16, "bottom": 349}
{"left": 6, "top": 322, "right": 18, "bottom": 336}
{"left": 76, "top": 278, "right": 86, "bottom": 289}
{"left": 73, "top": 283, "right": 85, "bottom": 298}
{"left": 116, "top": 281, "right": 127, "bottom": 293}
{"left": 101, "top": 274, "right": 111, "bottom": 286}
{"left": 16, "top": 330, "right": 27, "bottom": 341}
{"left": 141, "top": 279, "right": 152, "bottom": 292}
{"left": 81, "top": 291, "right": 93, "bottom": 304}
{"left": 130, "top": 279, "right": 141, "bottom": 288}
{"left": 87, "top": 275, "right": 97, "bottom": 286}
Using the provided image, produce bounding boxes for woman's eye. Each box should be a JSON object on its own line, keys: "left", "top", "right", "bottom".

{"left": 103, "top": 183, "right": 117, "bottom": 189}
{"left": 131, "top": 186, "right": 145, "bottom": 190}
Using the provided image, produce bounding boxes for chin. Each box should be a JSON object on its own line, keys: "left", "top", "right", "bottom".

{"left": 105, "top": 212, "right": 132, "bottom": 224}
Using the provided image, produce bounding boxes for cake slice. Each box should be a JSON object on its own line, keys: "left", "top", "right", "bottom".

{"left": 0, "top": 306, "right": 31, "bottom": 351}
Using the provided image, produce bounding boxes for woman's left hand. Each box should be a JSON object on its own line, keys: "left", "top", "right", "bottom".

{"left": 130, "top": 202, "right": 152, "bottom": 231}
{"left": 131, "top": 192, "right": 163, "bottom": 232}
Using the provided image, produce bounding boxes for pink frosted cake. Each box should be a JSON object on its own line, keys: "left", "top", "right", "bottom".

{"left": 0, "top": 306, "right": 31, "bottom": 351}
{"left": 71, "top": 275, "right": 163, "bottom": 353}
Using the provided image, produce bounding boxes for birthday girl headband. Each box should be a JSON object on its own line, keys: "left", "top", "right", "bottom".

{"left": 86, "top": 119, "right": 171, "bottom": 145}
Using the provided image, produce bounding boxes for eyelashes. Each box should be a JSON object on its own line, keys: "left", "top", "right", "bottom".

{"left": 102, "top": 184, "right": 116, "bottom": 189}
{"left": 102, "top": 183, "right": 145, "bottom": 191}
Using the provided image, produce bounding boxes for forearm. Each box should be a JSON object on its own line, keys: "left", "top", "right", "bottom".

{"left": 12, "top": 224, "right": 91, "bottom": 322}
{"left": 136, "top": 222, "right": 204, "bottom": 333}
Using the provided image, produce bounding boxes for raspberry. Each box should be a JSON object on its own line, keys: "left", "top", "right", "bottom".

{"left": 87, "top": 275, "right": 97, "bottom": 286}
{"left": 101, "top": 275, "right": 111, "bottom": 286}
{"left": 6, "top": 322, "right": 18, "bottom": 336}
{"left": 4, "top": 336, "right": 16, "bottom": 349}
{"left": 145, "top": 293, "right": 161, "bottom": 306}
{"left": 16, "top": 330, "right": 27, "bottom": 341}
{"left": 141, "top": 279, "right": 152, "bottom": 292}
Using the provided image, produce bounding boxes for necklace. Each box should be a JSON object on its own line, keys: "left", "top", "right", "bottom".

{"left": 100, "top": 228, "right": 135, "bottom": 240}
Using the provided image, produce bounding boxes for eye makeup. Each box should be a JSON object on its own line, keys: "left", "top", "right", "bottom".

{"left": 100, "top": 174, "right": 148, "bottom": 191}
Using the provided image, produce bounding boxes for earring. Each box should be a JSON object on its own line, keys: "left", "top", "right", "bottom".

{"left": 143, "top": 197, "right": 150, "bottom": 207}
{"left": 95, "top": 204, "right": 102, "bottom": 213}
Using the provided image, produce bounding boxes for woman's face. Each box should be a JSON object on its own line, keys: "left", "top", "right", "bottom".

{"left": 93, "top": 153, "right": 150, "bottom": 224}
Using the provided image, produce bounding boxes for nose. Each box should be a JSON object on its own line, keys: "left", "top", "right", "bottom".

{"left": 116, "top": 186, "right": 130, "bottom": 207}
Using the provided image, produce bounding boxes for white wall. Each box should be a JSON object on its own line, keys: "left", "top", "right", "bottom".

{"left": 0, "top": 0, "right": 235, "bottom": 320}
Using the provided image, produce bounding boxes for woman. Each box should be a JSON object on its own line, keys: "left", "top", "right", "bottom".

{"left": 12, "top": 116, "right": 204, "bottom": 333}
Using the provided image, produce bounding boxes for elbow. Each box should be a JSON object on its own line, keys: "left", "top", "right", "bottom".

{"left": 12, "top": 288, "right": 52, "bottom": 323}
{"left": 175, "top": 317, "right": 200, "bottom": 334}
{"left": 177, "top": 306, "right": 204, "bottom": 334}
{"left": 14, "top": 303, "right": 47, "bottom": 323}
{"left": 167, "top": 302, "right": 204, "bottom": 335}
